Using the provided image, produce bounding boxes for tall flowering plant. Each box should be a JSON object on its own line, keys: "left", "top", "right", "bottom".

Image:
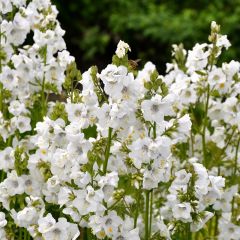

{"left": 0, "top": 1, "right": 240, "bottom": 239}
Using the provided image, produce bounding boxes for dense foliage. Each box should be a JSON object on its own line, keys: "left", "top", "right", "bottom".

{"left": 0, "top": 0, "right": 240, "bottom": 240}
{"left": 53, "top": 0, "right": 240, "bottom": 71}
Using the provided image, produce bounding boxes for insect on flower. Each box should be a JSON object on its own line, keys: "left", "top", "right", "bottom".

{"left": 128, "top": 59, "right": 141, "bottom": 70}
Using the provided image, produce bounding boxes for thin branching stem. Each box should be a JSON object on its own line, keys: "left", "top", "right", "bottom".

{"left": 103, "top": 127, "right": 113, "bottom": 174}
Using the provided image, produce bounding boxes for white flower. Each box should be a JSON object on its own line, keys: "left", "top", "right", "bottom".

{"left": 117, "top": 217, "right": 140, "bottom": 240}
{"left": 13, "top": 207, "right": 38, "bottom": 228}
{"left": 0, "top": 147, "right": 14, "bottom": 171}
{"left": 11, "top": 0, "right": 26, "bottom": 8}
{"left": 58, "top": 186, "right": 72, "bottom": 207}
{"left": 157, "top": 220, "right": 171, "bottom": 240}
{"left": 67, "top": 138, "right": 92, "bottom": 165}
{"left": 42, "top": 218, "right": 68, "bottom": 240}
{"left": 69, "top": 170, "right": 91, "bottom": 188}
{"left": 8, "top": 100, "right": 29, "bottom": 116}
{"left": 208, "top": 101, "right": 225, "bottom": 121}
{"left": 213, "top": 185, "right": 238, "bottom": 212}
{"left": 176, "top": 114, "right": 192, "bottom": 142}
{"left": 98, "top": 172, "right": 119, "bottom": 201}
{"left": 0, "top": 212, "right": 7, "bottom": 228}
{"left": 57, "top": 50, "right": 75, "bottom": 67}
{"left": 72, "top": 187, "right": 104, "bottom": 216}
{"left": 186, "top": 43, "right": 210, "bottom": 72}
{"left": 41, "top": 217, "right": 80, "bottom": 240}
{"left": 50, "top": 149, "right": 71, "bottom": 180}
{"left": 217, "top": 35, "right": 231, "bottom": 49}
{"left": 4, "top": 171, "right": 25, "bottom": 196}
{"left": 142, "top": 165, "right": 170, "bottom": 189}
{"left": 172, "top": 202, "right": 192, "bottom": 222}
{"left": 222, "top": 97, "right": 239, "bottom": 125}
{"left": 192, "top": 163, "right": 209, "bottom": 196}
{"left": 115, "top": 40, "right": 131, "bottom": 58}
{"left": 22, "top": 174, "right": 42, "bottom": 196}
{"left": 102, "top": 211, "right": 122, "bottom": 237}
{"left": 149, "top": 136, "right": 172, "bottom": 159}
{"left": 0, "top": 0, "right": 12, "bottom": 14}
{"left": 128, "top": 137, "right": 151, "bottom": 169}
{"left": 95, "top": 103, "right": 112, "bottom": 130}
{"left": 136, "top": 61, "right": 156, "bottom": 93}
{"left": 0, "top": 228, "right": 6, "bottom": 239}
{"left": 11, "top": 116, "right": 31, "bottom": 133}
{"left": 10, "top": 12, "right": 30, "bottom": 45}
{"left": 0, "top": 66, "right": 18, "bottom": 91}
{"left": 180, "top": 85, "right": 197, "bottom": 105}
{"left": 99, "top": 65, "right": 131, "bottom": 100}
{"left": 66, "top": 103, "right": 86, "bottom": 123}
{"left": 46, "top": 175, "right": 61, "bottom": 192}
{"left": 218, "top": 218, "right": 240, "bottom": 240}
{"left": 222, "top": 60, "right": 240, "bottom": 78}
{"left": 211, "top": 21, "right": 219, "bottom": 31}
{"left": 211, "top": 126, "right": 225, "bottom": 149}
{"left": 170, "top": 169, "right": 192, "bottom": 194}
{"left": 190, "top": 211, "right": 214, "bottom": 232}
{"left": 208, "top": 68, "right": 226, "bottom": 87}
{"left": 38, "top": 213, "right": 56, "bottom": 234}
{"left": 141, "top": 95, "right": 173, "bottom": 123}
{"left": 208, "top": 175, "right": 225, "bottom": 198}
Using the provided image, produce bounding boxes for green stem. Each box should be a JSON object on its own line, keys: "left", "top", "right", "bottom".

{"left": 145, "top": 190, "right": 150, "bottom": 240}
{"left": 41, "top": 45, "right": 47, "bottom": 119}
{"left": 231, "top": 196, "right": 235, "bottom": 220}
{"left": 233, "top": 137, "right": 240, "bottom": 178}
{"left": 145, "top": 122, "right": 157, "bottom": 236}
{"left": 223, "top": 128, "right": 236, "bottom": 150}
{"left": 0, "top": 22, "right": 3, "bottom": 115}
{"left": 70, "top": 73, "right": 74, "bottom": 103}
{"left": 153, "top": 122, "right": 156, "bottom": 139}
{"left": 231, "top": 137, "right": 240, "bottom": 218}
{"left": 134, "top": 187, "right": 141, "bottom": 228}
{"left": 190, "top": 130, "right": 194, "bottom": 157}
{"left": 107, "top": 196, "right": 123, "bottom": 211}
{"left": 41, "top": 76, "right": 46, "bottom": 119}
{"left": 202, "top": 84, "right": 210, "bottom": 166}
{"left": 195, "top": 231, "right": 199, "bottom": 240}
{"left": 214, "top": 213, "right": 219, "bottom": 237}
{"left": 0, "top": 83, "right": 3, "bottom": 114}
{"left": 103, "top": 127, "right": 113, "bottom": 174}
{"left": 24, "top": 229, "right": 28, "bottom": 240}
{"left": 187, "top": 223, "right": 192, "bottom": 240}
{"left": 83, "top": 228, "right": 91, "bottom": 240}
{"left": 19, "top": 228, "right": 23, "bottom": 240}
{"left": 149, "top": 190, "right": 153, "bottom": 235}
{"left": 208, "top": 217, "right": 213, "bottom": 237}
{"left": 0, "top": 170, "right": 6, "bottom": 183}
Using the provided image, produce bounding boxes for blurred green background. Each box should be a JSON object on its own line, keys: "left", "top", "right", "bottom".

{"left": 53, "top": 0, "right": 240, "bottom": 73}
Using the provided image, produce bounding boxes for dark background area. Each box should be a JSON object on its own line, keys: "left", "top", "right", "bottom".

{"left": 52, "top": 0, "right": 240, "bottom": 73}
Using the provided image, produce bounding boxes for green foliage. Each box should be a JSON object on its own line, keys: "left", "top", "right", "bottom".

{"left": 37, "top": 161, "right": 52, "bottom": 182}
{"left": 49, "top": 101, "right": 68, "bottom": 123}
{"left": 90, "top": 66, "right": 107, "bottom": 104}
{"left": 63, "top": 61, "right": 82, "bottom": 92}
{"left": 82, "top": 125, "right": 97, "bottom": 139}
{"left": 144, "top": 69, "right": 168, "bottom": 97}
{"left": 29, "top": 94, "right": 44, "bottom": 126}
{"left": 53, "top": 0, "right": 240, "bottom": 71}
{"left": 14, "top": 147, "right": 29, "bottom": 176}
{"left": 112, "top": 54, "right": 128, "bottom": 67}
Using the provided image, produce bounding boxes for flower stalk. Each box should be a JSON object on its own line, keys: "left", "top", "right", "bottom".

{"left": 103, "top": 127, "right": 113, "bottom": 174}
{"left": 202, "top": 84, "right": 210, "bottom": 166}
{"left": 145, "top": 190, "right": 150, "bottom": 240}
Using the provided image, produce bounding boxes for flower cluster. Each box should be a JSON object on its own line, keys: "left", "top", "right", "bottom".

{"left": 0, "top": 0, "right": 240, "bottom": 239}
